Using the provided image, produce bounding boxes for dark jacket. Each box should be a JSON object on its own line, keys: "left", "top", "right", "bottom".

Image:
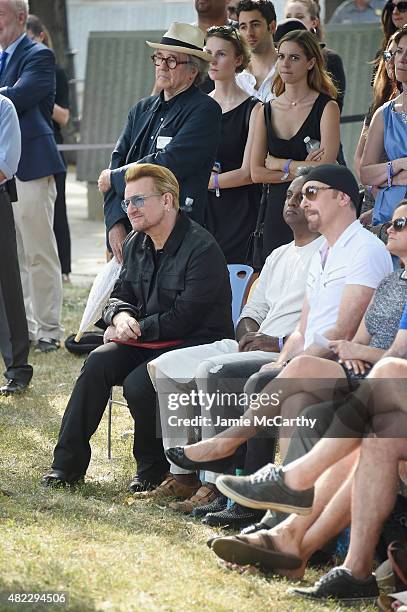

{"left": 104, "top": 85, "right": 222, "bottom": 232}
{"left": 103, "top": 212, "right": 234, "bottom": 343}
{"left": 0, "top": 35, "right": 65, "bottom": 181}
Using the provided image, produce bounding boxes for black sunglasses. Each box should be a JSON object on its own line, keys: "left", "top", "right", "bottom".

{"left": 385, "top": 1, "right": 407, "bottom": 11}
{"left": 389, "top": 216, "right": 407, "bottom": 231}
{"left": 383, "top": 49, "right": 396, "bottom": 61}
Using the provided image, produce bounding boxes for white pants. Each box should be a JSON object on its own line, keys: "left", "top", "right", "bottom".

{"left": 13, "top": 177, "right": 63, "bottom": 341}
{"left": 148, "top": 339, "right": 277, "bottom": 478}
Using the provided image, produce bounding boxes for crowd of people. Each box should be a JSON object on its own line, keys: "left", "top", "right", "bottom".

{"left": 1, "top": 0, "right": 407, "bottom": 607}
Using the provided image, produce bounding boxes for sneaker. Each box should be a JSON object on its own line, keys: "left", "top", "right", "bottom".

{"left": 289, "top": 567, "right": 379, "bottom": 604}
{"left": 192, "top": 493, "right": 228, "bottom": 518}
{"left": 216, "top": 464, "right": 314, "bottom": 515}
{"left": 35, "top": 338, "right": 60, "bottom": 353}
{"left": 169, "top": 484, "right": 218, "bottom": 514}
{"left": 202, "top": 501, "right": 264, "bottom": 529}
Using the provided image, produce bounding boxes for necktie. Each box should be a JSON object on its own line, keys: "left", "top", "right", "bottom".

{"left": 0, "top": 50, "right": 8, "bottom": 79}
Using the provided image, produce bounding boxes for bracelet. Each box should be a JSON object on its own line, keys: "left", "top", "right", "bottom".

{"left": 213, "top": 171, "right": 220, "bottom": 197}
{"left": 387, "top": 161, "right": 393, "bottom": 188}
{"left": 281, "top": 159, "right": 293, "bottom": 181}
{"left": 278, "top": 336, "right": 284, "bottom": 352}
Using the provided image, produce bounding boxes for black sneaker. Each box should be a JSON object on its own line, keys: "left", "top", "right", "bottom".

{"left": 289, "top": 567, "right": 379, "bottom": 604}
{"left": 216, "top": 464, "right": 314, "bottom": 515}
{"left": 240, "top": 511, "right": 284, "bottom": 535}
{"left": 191, "top": 493, "right": 228, "bottom": 518}
{"left": 35, "top": 338, "right": 60, "bottom": 353}
{"left": 202, "top": 502, "right": 264, "bottom": 529}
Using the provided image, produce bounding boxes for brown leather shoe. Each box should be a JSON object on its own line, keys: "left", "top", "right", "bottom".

{"left": 133, "top": 473, "right": 200, "bottom": 500}
{"left": 169, "top": 484, "right": 219, "bottom": 514}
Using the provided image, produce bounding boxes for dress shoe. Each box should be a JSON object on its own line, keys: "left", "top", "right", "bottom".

{"left": 165, "top": 446, "right": 236, "bottom": 473}
{"left": 35, "top": 338, "right": 60, "bottom": 353}
{"left": 169, "top": 484, "right": 219, "bottom": 514}
{"left": 132, "top": 473, "right": 200, "bottom": 500}
{"left": 128, "top": 470, "right": 168, "bottom": 493}
{"left": 0, "top": 379, "right": 29, "bottom": 395}
{"left": 42, "top": 469, "right": 84, "bottom": 487}
{"left": 202, "top": 501, "right": 264, "bottom": 529}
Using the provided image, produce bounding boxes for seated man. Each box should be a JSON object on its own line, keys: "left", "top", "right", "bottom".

{"left": 145, "top": 170, "right": 323, "bottom": 514}
{"left": 42, "top": 164, "right": 233, "bottom": 490}
{"left": 212, "top": 318, "right": 407, "bottom": 604}
{"left": 164, "top": 164, "right": 393, "bottom": 526}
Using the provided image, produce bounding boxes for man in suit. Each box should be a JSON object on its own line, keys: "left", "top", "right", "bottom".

{"left": 0, "top": 94, "right": 32, "bottom": 394}
{"left": 0, "top": 0, "right": 65, "bottom": 352}
{"left": 98, "top": 23, "right": 222, "bottom": 262}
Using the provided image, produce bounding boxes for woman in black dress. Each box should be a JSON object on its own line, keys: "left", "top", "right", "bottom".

{"left": 251, "top": 29, "right": 340, "bottom": 261}
{"left": 204, "top": 26, "right": 262, "bottom": 264}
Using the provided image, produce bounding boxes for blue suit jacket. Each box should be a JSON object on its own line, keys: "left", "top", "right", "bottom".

{"left": 104, "top": 85, "right": 222, "bottom": 232}
{"left": 0, "top": 35, "right": 65, "bottom": 181}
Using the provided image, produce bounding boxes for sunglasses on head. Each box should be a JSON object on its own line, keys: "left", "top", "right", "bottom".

{"left": 301, "top": 185, "right": 334, "bottom": 200}
{"left": 385, "top": 1, "right": 407, "bottom": 11}
{"left": 389, "top": 216, "right": 407, "bottom": 231}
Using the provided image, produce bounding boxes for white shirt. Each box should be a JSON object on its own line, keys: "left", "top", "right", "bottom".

{"left": 304, "top": 220, "right": 393, "bottom": 348}
{"left": 236, "top": 64, "right": 276, "bottom": 103}
{"left": 239, "top": 236, "right": 324, "bottom": 337}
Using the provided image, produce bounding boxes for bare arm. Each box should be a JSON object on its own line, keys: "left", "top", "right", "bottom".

{"left": 354, "top": 121, "right": 369, "bottom": 183}
{"left": 360, "top": 108, "right": 407, "bottom": 185}
{"left": 264, "top": 100, "right": 341, "bottom": 178}
{"left": 250, "top": 106, "right": 286, "bottom": 184}
{"left": 209, "top": 103, "right": 261, "bottom": 190}
{"left": 52, "top": 103, "right": 70, "bottom": 126}
{"left": 383, "top": 329, "right": 407, "bottom": 358}
{"left": 305, "top": 284, "right": 375, "bottom": 358}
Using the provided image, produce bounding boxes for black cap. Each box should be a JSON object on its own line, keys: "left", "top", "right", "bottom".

{"left": 303, "top": 164, "right": 360, "bottom": 207}
{"left": 274, "top": 19, "right": 307, "bottom": 44}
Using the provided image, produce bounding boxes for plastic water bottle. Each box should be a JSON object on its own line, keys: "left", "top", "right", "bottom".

{"left": 183, "top": 197, "right": 193, "bottom": 213}
{"left": 304, "top": 136, "right": 320, "bottom": 154}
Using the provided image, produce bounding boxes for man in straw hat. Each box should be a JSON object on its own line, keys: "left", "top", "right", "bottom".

{"left": 98, "top": 22, "right": 222, "bottom": 263}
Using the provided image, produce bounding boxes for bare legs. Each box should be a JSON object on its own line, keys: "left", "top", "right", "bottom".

{"left": 184, "top": 355, "right": 347, "bottom": 463}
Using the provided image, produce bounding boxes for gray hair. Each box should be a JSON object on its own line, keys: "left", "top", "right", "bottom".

{"left": 11, "top": 0, "right": 29, "bottom": 17}
{"left": 188, "top": 55, "right": 208, "bottom": 86}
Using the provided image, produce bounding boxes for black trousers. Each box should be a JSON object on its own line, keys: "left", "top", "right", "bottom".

{"left": 52, "top": 342, "right": 186, "bottom": 476}
{"left": 0, "top": 190, "right": 32, "bottom": 385}
{"left": 53, "top": 172, "right": 71, "bottom": 275}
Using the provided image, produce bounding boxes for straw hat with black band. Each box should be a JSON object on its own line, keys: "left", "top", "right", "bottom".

{"left": 147, "top": 22, "right": 213, "bottom": 62}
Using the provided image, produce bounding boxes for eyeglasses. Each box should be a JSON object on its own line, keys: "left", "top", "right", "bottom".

{"left": 301, "top": 185, "right": 334, "bottom": 200}
{"left": 121, "top": 193, "right": 161, "bottom": 213}
{"left": 389, "top": 216, "right": 407, "bottom": 231}
{"left": 383, "top": 49, "right": 396, "bottom": 61}
{"left": 151, "top": 55, "right": 192, "bottom": 69}
{"left": 386, "top": 1, "right": 407, "bottom": 12}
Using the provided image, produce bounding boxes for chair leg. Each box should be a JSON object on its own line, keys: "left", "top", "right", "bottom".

{"left": 107, "top": 390, "right": 113, "bottom": 460}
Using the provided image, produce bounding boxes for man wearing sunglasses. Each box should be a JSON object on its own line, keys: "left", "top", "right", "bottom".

{"left": 43, "top": 163, "right": 234, "bottom": 491}
{"left": 97, "top": 23, "right": 222, "bottom": 263}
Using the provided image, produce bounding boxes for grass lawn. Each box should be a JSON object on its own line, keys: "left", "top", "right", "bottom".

{"left": 0, "top": 284, "right": 378, "bottom": 612}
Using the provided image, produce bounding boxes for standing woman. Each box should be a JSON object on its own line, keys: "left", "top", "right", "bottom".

{"left": 204, "top": 26, "right": 262, "bottom": 264}
{"left": 361, "top": 26, "right": 407, "bottom": 227}
{"left": 251, "top": 30, "right": 340, "bottom": 260}
{"left": 283, "top": 0, "right": 346, "bottom": 112}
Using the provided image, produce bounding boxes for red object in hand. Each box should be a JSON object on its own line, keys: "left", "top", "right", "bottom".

{"left": 111, "top": 338, "right": 183, "bottom": 349}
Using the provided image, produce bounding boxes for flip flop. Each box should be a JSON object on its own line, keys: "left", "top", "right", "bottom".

{"left": 211, "top": 531, "right": 302, "bottom": 570}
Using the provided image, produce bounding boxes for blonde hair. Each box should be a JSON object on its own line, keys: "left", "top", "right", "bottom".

{"left": 125, "top": 164, "right": 180, "bottom": 211}
{"left": 273, "top": 30, "right": 337, "bottom": 99}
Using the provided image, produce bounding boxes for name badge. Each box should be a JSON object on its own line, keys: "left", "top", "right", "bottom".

{"left": 156, "top": 136, "right": 172, "bottom": 150}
